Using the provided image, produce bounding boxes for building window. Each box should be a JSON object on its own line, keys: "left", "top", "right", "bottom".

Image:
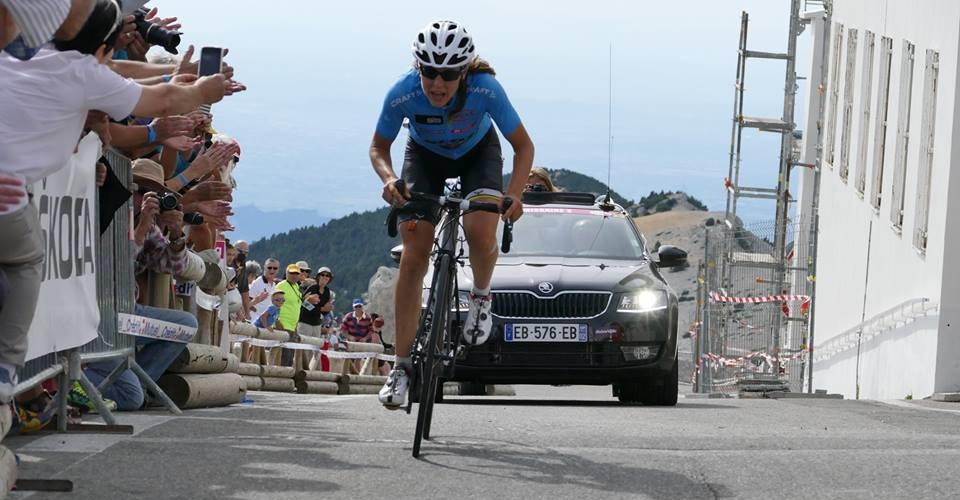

{"left": 890, "top": 40, "right": 915, "bottom": 231}
{"left": 825, "top": 24, "right": 844, "bottom": 168}
{"left": 870, "top": 37, "right": 894, "bottom": 211}
{"left": 913, "top": 50, "right": 939, "bottom": 253}
{"left": 854, "top": 31, "right": 875, "bottom": 195}
{"left": 839, "top": 29, "right": 858, "bottom": 181}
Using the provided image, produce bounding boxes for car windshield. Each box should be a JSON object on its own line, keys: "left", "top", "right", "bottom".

{"left": 488, "top": 207, "right": 647, "bottom": 260}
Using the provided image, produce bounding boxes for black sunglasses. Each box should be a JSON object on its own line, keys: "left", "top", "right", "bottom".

{"left": 266, "top": 266, "right": 279, "bottom": 270}
{"left": 419, "top": 64, "right": 464, "bottom": 82}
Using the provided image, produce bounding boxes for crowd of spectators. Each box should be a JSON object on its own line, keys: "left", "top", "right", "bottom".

{"left": 0, "top": 0, "right": 389, "bottom": 436}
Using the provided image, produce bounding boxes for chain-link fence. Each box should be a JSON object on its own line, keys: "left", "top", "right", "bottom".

{"left": 694, "top": 219, "right": 815, "bottom": 393}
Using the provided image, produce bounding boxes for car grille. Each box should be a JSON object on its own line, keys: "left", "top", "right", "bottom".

{"left": 491, "top": 291, "right": 612, "bottom": 319}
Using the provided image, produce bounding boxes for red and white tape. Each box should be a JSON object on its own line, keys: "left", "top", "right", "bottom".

{"left": 710, "top": 292, "right": 810, "bottom": 305}
{"left": 230, "top": 334, "right": 397, "bottom": 362}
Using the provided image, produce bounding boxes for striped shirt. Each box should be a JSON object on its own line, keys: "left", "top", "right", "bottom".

{"left": 341, "top": 312, "right": 374, "bottom": 339}
{"left": 1, "top": 0, "right": 70, "bottom": 47}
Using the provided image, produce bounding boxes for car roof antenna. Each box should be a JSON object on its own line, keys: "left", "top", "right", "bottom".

{"left": 600, "top": 43, "right": 616, "bottom": 212}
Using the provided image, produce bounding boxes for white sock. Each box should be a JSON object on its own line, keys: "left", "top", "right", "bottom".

{"left": 472, "top": 287, "right": 490, "bottom": 297}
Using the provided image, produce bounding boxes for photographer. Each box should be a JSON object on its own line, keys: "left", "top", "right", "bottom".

{"left": 83, "top": 158, "right": 199, "bottom": 411}
{"left": 524, "top": 167, "right": 559, "bottom": 193}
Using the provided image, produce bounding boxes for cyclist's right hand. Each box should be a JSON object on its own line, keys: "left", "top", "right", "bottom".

{"left": 382, "top": 178, "right": 409, "bottom": 207}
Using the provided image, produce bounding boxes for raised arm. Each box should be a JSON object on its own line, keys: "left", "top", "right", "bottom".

{"left": 132, "top": 75, "right": 226, "bottom": 118}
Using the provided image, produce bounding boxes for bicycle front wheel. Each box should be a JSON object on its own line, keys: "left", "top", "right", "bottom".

{"left": 412, "top": 253, "right": 453, "bottom": 458}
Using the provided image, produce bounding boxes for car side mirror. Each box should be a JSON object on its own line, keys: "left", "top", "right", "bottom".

{"left": 390, "top": 244, "right": 403, "bottom": 264}
{"left": 655, "top": 245, "right": 688, "bottom": 268}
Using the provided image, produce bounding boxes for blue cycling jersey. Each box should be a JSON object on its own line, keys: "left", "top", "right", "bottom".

{"left": 376, "top": 69, "right": 522, "bottom": 160}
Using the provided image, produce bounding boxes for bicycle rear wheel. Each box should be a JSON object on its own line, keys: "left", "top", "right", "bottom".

{"left": 412, "top": 253, "right": 453, "bottom": 458}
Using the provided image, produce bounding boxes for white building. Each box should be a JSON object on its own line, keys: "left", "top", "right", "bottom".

{"left": 803, "top": 1, "right": 960, "bottom": 399}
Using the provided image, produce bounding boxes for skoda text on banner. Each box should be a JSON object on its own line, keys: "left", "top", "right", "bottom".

{"left": 117, "top": 313, "right": 197, "bottom": 343}
{"left": 24, "top": 133, "right": 102, "bottom": 360}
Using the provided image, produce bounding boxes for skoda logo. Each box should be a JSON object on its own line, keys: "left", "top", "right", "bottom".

{"left": 537, "top": 281, "right": 554, "bottom": 294}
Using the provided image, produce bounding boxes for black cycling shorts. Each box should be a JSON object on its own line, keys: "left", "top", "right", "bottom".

{"left": 397, "top": 128, "right": 503, "bottom": 226}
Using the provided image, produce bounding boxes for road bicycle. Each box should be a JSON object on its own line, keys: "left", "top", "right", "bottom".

{"left": 386, "top": 179, "right": 513, "bottom": 457}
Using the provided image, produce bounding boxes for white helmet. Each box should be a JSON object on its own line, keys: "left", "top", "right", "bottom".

{"left": 412, "top": 20, "right": 476, "bottom": 69}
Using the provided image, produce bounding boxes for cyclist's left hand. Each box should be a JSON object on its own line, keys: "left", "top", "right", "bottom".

{"left": 501, "top": 193, "right": 522, "bottom": 222}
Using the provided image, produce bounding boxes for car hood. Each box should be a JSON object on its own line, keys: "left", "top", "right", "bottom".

{"left": 453, "top": 255, "right": 669, "bottom": 294}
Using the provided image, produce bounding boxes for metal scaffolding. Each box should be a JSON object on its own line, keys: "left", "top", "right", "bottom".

{"left": 697, "top": 0, "right": 831, "bottom": 394}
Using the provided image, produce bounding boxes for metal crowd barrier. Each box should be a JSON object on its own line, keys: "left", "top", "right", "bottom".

{"left": 14, "top": 148, "right": 180, "bottom": 431}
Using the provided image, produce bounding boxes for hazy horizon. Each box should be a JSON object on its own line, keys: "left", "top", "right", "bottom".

{"left": 153, "top": 1, "right": 817, "bottom": 228}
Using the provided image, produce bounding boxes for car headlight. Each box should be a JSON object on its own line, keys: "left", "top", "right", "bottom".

{"left": 617, "top": 290, "right": 668, "bottom": 313}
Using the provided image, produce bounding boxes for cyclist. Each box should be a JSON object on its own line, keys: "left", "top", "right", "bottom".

{"left": 370, "top": 20, "right": 534, "bottom": 408}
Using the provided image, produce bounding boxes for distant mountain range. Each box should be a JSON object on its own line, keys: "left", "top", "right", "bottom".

{"left": 230, "top": 204, "right": 331, "bottom": 243}
{"left": 247, "top": 168, "right": 709, "bottom": 309}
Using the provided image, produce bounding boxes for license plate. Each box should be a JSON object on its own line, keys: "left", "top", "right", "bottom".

{"left": 504, "top": 324, "right": 588, "bottom": 342}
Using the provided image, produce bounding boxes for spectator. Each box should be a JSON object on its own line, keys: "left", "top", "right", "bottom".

{"left": 0, "top": 0, "right": 227, "bottom": 401}
{"left": 82, "top": 160, "right": 199, "bottom": 411}
{"left": 321, "top": 290, "right": 337, "bottom": 342}
{"left": 248, "top": 257, "right": 278, "bottom": 320}
{"left": 234, "top": 240, "right": 252, "bottom": 319}
{"left": 297, "top": 267, "right": 332, "bottom": 339}
{"left": 298, "top": 261, "right": 316, "bottom": 293}
{"left": 342, "top": 299, "right": 376, "bottom": 373}
{"left": 275, "top": 263, "right": 304, "bottom": 366}
{"left": 342, "top": 299, "right": 376, "bottom": 343}
{"left": 254, "top": 290, "right": 285, "bottom": 331}
{"left": 525, "top": 166, "right": 558, "bottom": 192}
{"left": 225, "top": 241, "right": 236, "bottom": 267}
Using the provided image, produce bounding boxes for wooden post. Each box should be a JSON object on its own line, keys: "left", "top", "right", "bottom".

{"left": 157, "top": 373, "right": 245, "bottom": 409}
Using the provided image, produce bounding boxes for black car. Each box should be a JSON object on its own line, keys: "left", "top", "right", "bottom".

{"left": 435, "top": 191, "right": 687, "bottom": 405}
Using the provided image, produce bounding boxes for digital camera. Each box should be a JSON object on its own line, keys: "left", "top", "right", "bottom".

{"left": 133, "top": 8, "right": 181, "bottom": 54}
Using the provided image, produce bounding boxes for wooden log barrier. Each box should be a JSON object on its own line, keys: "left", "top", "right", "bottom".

{"left": 167, "top": 343, "right": 230, "bottom": 374}
{"left": 294, "top": 370, "right": 341, "bottom": 383}
{"left": 343, "top": 384, "right": 381, "bottom": 395}
{"left": 345, "top": 374, "right": 388, "bottom": 386}
{"left": 241, "top": 375, "right": 262, "bottom": 391}
{"left": 260, "top": 377, "right": 295, "bottom": 392}
{"left": 158, "top": 373, "right": 245, "bottom": 409}
{"left": 224, "top": 353, "right": 240, "bottom": 374}
{"left": 260, "top": 365, "right": 295, "bottom": 379}
{"left": 238, "top": 362, "right": 260, "bottom": 376}
{"left": 0, "top": 446, "right": 16, "bottom": 494}
{"left": 295, "top": 380, "right": 339, "bottom": 394}
{"left": 230, "top": 321, "right": 290, "bottom": 342}
{"left": 344, "top": 341, "right": 385, "bottom": 353}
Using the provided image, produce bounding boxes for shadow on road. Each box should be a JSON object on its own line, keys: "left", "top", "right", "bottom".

{"left": 441, "top": 398, "right": 734, "bottom": 410}
{"left": 418, "top": 438, "right": 733, "bottom": 499}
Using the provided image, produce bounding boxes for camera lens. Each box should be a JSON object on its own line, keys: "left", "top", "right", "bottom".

{"left": 158, "top": 192, "right": 179, "bottom": 212}
{"left": 183, "top": 212, "right": 204, "bottom": 225}
{"left": 133, "top": 11, "right": 181, "bottom": 54}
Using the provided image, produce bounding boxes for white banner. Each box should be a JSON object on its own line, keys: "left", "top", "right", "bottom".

{"left": 117, "top": 312, "right": 196, "bottom": 343}
{"left": 24, "top": 133, "right": 102, "bottom": 360}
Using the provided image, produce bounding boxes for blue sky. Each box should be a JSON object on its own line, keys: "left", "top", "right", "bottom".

{"left": 154, "top": 0, "right": 815, "bottom": 225}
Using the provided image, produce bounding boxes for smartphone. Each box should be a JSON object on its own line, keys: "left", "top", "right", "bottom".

{"left": 197, "top": 46, "right": 224, "bottom": 77}
{"left": 197, "top": 47, "right": 224, "bottom": 115}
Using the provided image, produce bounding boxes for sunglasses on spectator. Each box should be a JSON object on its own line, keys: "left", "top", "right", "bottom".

{"left": 419, "top": 64, "right": 465, "bottom": 82}
{"left": 319, "top": 273, "right": 332, "bottom": 278}
{"left": 273, "top": 298, "right": 285, "bottom": 302}
{"left": 266, "top": 266, "right": 279, "bottom": 270}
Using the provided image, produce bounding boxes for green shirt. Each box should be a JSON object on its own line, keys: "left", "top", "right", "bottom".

{"left": 274, "top": 280, "right": 302, "bottom": 331}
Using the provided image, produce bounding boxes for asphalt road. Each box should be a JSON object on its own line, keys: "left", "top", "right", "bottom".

{"left": 6, "top": 385, "right": 960, "bottom": 499}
